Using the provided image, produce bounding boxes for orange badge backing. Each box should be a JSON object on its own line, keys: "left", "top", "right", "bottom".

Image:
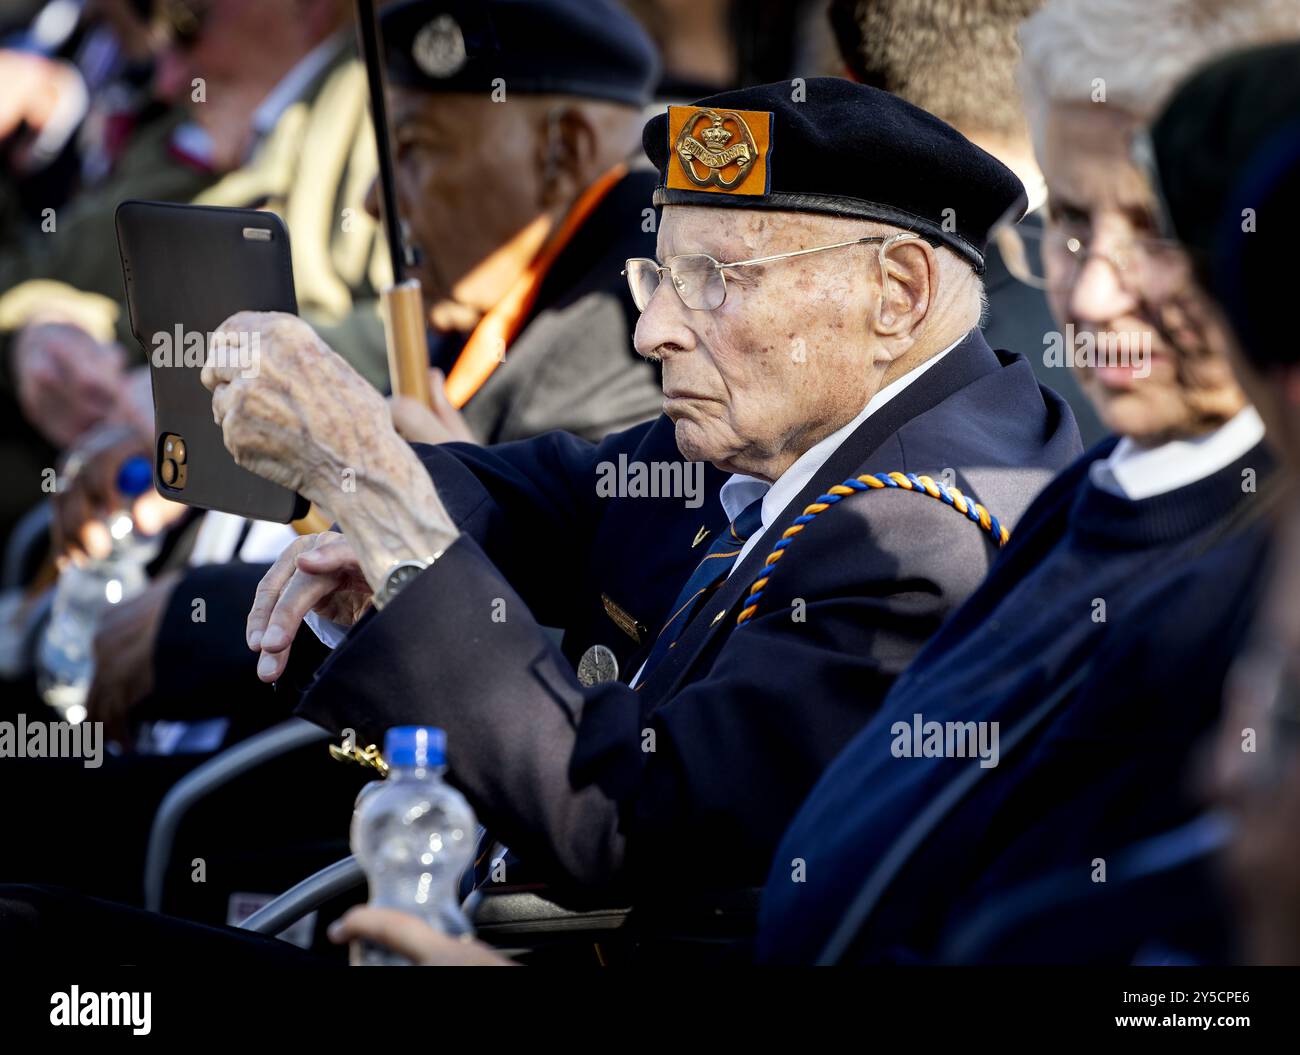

{"left": 666, "top": 105, "right": 772, "bottom": 196}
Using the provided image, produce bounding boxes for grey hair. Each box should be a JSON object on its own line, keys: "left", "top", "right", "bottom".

{"left": 1018, "top": 0, "right": 1300, "bottom": 155}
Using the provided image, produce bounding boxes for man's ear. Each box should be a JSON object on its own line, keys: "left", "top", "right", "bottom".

{"left": 535, "top": 105, "right": 597, "bottom": 210}
{"left": 871, "top": 236, "right": 936, "bottom": 351}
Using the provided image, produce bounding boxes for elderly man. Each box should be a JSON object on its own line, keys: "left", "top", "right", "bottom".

{"left": 376, "top": 0, "right": 663, "bottom": 446}
{"left": 756, "top": 0, "right": 1298, "bottom": 965}
{"left": 0, "top": 79, "right": 1080, "bottom": 966}
{"left": 203, "top": 76, "right": 1078, "bottom": 908}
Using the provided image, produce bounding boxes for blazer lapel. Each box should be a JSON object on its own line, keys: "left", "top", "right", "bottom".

{"left": 636, "top": 330, "right": 1002, "bottom": 706}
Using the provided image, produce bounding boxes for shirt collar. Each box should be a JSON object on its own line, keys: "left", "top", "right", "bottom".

{"left": 1089, "top": 404, "right": 1266, "bottom": 501}
{"left": 719, "top": 334, "right": 962, "bottom": 526}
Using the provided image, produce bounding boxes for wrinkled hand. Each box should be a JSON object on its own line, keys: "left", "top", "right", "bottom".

{"left": 390, "top": 368, "right": 478, "bottom": 445}
{"left": 54, "top": 423, "right": 185, "bottom": 560}
{"left": 205, "top": 311, "right": 461, "bottom": 594}
{"left": 247, "top": 531, "right": 373, "bottom": 682}
{"left": 13, "top": 322, "right": 127, "bottom": 448}
{"left": 200, "top": 311, "right": 392, "bottom": 504}
{"left": 328, "top": 906, "right": 514, "bottom": 966}
{"left": 86, "top": 570, "right": 180, "bottom": 745}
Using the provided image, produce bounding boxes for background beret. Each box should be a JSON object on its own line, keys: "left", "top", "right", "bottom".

{"left": 643, "top": 78, "right": 1027, "bottom": 273}
{"left": 380, "top": 0, "right": 660, "bottom": 107}
{"left": 1148, "top": 41, "right": 1300, "bottom": 368}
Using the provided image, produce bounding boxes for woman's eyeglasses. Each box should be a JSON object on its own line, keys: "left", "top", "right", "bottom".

{"left": 994, "top": 223, "right": 1187, "bottom": 295}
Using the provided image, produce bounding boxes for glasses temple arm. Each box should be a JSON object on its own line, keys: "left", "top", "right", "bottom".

{"left": 721, "top": 233, "right": 921, "bottom": 271}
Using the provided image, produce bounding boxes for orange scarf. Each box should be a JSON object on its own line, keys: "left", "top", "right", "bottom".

{"left": 444, "top": 163, "right": 629, "bottom": 408}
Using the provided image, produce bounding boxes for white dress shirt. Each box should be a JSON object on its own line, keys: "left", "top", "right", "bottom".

{"left": 1088, "top": 405, "right": 1265, "bottom": 500}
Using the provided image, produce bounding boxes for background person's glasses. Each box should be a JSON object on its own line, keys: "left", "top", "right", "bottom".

{"left": 995, "top": 223, "right": 1188, "bottom": 296}
{"left": 623, "top": 232, "right": 918, "bottom": 312}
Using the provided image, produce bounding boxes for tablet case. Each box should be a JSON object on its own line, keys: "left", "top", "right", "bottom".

{"left": 115, "top": 200, "right": 308, "bottom": 523}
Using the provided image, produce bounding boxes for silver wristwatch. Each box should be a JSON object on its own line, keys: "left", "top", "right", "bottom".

{"left": 373, "top": 553, "right": 442, "bottom": 610}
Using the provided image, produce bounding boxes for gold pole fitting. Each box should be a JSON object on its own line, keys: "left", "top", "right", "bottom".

{"left": 382, "top": 278, "right": 432, "bottom": 408}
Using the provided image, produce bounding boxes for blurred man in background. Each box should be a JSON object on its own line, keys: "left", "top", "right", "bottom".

{"left": 0, "top": 0, "right": 390, "bottom": 548}
{"left": 378, "top": 0, "right": 662, "bottom": 447}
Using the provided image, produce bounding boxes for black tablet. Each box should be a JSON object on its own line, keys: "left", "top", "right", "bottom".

{"left": 115, "top": 200, "right": 308, "bottom": 523}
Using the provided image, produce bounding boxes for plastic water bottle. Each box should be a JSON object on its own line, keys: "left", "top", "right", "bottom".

{"left": 36, "top": 455, "right": 160, "bottom": 721}
{"left": 350, "top": 726, "right": 477, "bottom": 965}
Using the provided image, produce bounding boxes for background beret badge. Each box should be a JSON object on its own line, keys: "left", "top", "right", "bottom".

{"left": 412, "top": 14, "right": 468, "bottom": 78}
{"left": 667, "top": 105, "right": 772, "bottom": 195}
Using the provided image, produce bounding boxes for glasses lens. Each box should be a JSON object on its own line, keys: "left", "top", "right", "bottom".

{"left": 667, "top": 255, "right": 725, "bottom": 310}
{"left": 624, "top": 259, "right": 661, "bottom": 312}
{"left": 998, "top": 222, "right": 1194, "bottom": 299}
{"left": 993, "top": 224, "right": 1059, "bottom": 291}
{"left": 999, "top": 224, "right": 1102, "bottom": 294}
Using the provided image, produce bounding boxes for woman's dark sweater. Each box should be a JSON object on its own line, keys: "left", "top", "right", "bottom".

{"left": 757, "top": 438, "right": 1276, "bottom": 963}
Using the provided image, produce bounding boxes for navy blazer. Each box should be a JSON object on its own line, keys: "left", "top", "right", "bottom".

{"left": 294, "top": 330, "right": 1081, "bottom": 898}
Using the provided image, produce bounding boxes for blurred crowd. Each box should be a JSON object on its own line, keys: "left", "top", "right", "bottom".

{"left": 0, "top": 0, "right": 1296, "bottom": 969}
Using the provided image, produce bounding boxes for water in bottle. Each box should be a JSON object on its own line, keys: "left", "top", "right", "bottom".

{"left": 350, "top": 726, "right": 477, "bottom": 965}
{"left": 36, "top": 455, "right": 160, "bottom": 721}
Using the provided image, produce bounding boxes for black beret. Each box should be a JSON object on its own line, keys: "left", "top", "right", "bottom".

{"left": 380, "top": 0, "right": 659, "bottom": 108}
{"left": 642, "top": 78, "right": 1027, "bottom": 273}
{"left": 1148, "top": 42, "right": 1300, "bottom": 367}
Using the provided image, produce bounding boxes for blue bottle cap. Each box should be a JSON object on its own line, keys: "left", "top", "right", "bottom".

{"left": 116, "top": 455, "right": 155, "bottom": 498}
{"left": 384, "top": 726, "right": 446, "bottom": 768}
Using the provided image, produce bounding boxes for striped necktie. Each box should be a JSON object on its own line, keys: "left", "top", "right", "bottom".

{"left": 638, "top": 497, "right": 765, "bottom": 682}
